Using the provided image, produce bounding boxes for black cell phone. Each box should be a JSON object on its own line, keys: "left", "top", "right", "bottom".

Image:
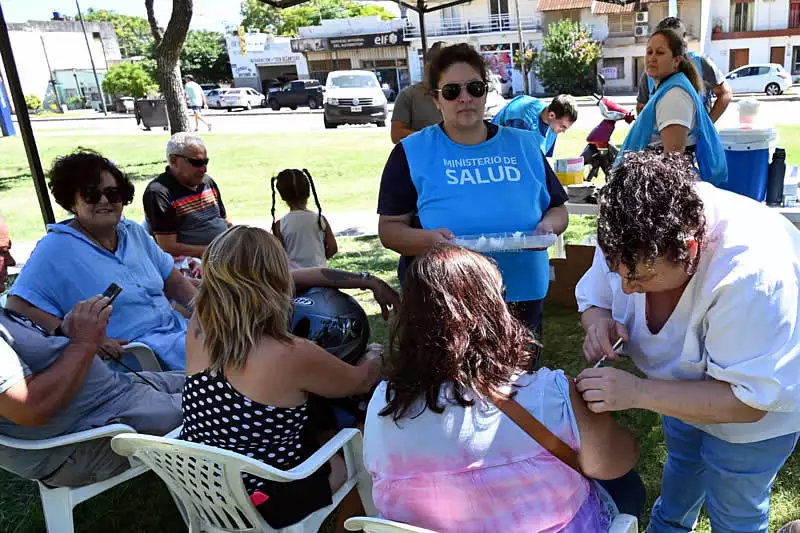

{"left": 102, "top": 283, "right": 123, "bottom": 307}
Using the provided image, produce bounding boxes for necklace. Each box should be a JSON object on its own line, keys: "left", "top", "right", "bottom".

{"left": 73, "top": 219, "right": 118, "bottom": 254}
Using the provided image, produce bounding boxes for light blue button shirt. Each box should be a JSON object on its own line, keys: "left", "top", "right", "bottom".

{"left": 9, "top": 218, "right": 187, "bottom": 370}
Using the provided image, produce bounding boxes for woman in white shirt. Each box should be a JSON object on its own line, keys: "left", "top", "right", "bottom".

{"left": 575, "top": 151, "right": 800, "bottom": 533}
{"left": 619, "top": 30, "right": 727, "bottom": 185}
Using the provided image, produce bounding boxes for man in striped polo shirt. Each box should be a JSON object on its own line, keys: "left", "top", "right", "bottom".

{"left": 143, "top": 133, "right": 231, "bottom": 262}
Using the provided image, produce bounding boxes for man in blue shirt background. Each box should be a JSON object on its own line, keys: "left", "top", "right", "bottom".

{"left": 492, "top": 94, "right": 578, "bottom": 157}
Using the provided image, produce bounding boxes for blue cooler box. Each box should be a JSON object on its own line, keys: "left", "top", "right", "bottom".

{"left": 718, "top": 127, "right": 777, "bottom": 202}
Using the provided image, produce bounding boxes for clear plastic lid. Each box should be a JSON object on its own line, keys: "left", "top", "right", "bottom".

{"left": 451, "top": 230, "right": 557, "bottom": 252}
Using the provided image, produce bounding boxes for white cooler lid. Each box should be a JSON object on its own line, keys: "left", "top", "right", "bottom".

{"left": 718, "top": 127, "right": 777, "bottom": 151}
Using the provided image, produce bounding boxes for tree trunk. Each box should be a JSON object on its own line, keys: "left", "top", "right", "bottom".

{"left": 157, "top": 57, "right": 190, "bottom": 134}
{"left": 145, "top": 0, "right": 193, "bottom": 134}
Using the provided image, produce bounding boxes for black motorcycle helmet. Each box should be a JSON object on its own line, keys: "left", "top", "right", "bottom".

{"left": 290, "top": 287, "right": 370, "bottom": 365}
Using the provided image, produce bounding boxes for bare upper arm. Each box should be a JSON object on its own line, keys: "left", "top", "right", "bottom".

{"left": 0, "top": 378, "right": 42, "bottom": 426}
{"left": 271, "top": 221, "right": 285, "bottom": 247}
{"left": 5, "top": 295, "right": 61, "bottom": 331}
{"left": 153, "top": 233, "right": 179, "bottom": 254}
{"left": 659, "top": 124, "right": 689, "bottom": 153}
{"left": 568, "top": 378, "right": 638, "bottom": 479}
{"left": 322, "top": 216, "right": 337, "bottom": 257}
{"left": 288, "top": 339, "right": 371, "bottom": 398}
{"left": 390, "top": 121, "right": 412, "bottom": 144}
{"left": 712, "top": 80, "right": 732, "bottom": 97}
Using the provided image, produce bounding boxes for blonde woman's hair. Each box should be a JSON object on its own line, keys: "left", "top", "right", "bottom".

{"left": 196, "top": 225, "right": 294, "bottom": 372}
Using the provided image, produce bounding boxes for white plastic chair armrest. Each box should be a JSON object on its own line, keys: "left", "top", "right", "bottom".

{"left": 609, "top": 513, "right": 638, "bottom": 533}
{"left": 345, "top": 516, "right": 437, "bottom": 532}
{"left": 163, "top": 425, "right": 183, "bottom": 439}
{"left": 123, "top": 342, "right": 162, "bottom": 372}
{"left": 0, "top": 423, "right": 137, "bottom": 451}
{"left": 282, "top": 428, "right": 360, "bottom": 479}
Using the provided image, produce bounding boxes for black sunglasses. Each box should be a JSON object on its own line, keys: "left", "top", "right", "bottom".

{"left": 179, "top": 155, "right": 210, "bottom": 168}
{"left": 81, "top": 186, "right": 125, "bottom": 204}
{"left": 436, "top": 81, "right": 488, "bottom": 101}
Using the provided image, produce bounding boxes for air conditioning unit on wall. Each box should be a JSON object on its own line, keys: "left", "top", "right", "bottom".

{"left": 635, "top": 12, "right": 649, "bottom": 24}
{"left": 634, "top": 24, "right": 650, "bottom": 37}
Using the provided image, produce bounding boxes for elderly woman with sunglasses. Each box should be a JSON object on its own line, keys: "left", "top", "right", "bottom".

{"left": 377, "top": 43, "right": 568, "bottom": 354}
{"left": 7, "top": 149, "right": 197, "bottom": 370}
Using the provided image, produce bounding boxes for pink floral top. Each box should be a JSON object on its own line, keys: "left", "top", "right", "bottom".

{"left": 364, "top": 369, "right": 612, "bottom": 532}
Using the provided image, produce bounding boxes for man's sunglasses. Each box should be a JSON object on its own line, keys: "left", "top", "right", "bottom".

{"left": 436, "top": 81, "right": 488, "bottom": 101}
{"left": 81, "top": 186, "right": 126, "bottom": 204}
{"left": 178, "top": 155, "right": 210, "bottom": 168}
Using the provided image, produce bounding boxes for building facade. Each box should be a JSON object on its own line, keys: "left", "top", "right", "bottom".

{"left": 291, "top": 17, "right": 410, "bottom": 93}
{"left": 537, "top": 0, "right": 703, "bottom": 92}
{"left": 1, "top": 18, "right": 122, "bottom": 111}
{"left": 225, "top": 33, "right": 309, "bottom": 93}
{"left": 706, "top": 0, "right": 800, "bottom": 77}
{"left": 402, "top": 0, "right": 545, "bottom": 93}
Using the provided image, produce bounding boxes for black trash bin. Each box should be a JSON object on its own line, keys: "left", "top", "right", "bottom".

{"left": 134, "top": 99, "right": 169, "bottom": 131}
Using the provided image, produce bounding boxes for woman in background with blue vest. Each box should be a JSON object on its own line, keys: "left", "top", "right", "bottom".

{"left": 618, "top": 29, "right": 728, "bottom": 186}
{"left": 377, "top": 43, "right": 569, "bottom": 365}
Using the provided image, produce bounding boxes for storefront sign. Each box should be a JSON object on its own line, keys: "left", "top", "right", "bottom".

{"left": 249, "top": 55, "right": 302, "bottom": 65}
{"left": 599, "top": 67, "right": 618, "bottom": 80}
{"left": 291, "top": 30, "right": 405, "bottom": 53}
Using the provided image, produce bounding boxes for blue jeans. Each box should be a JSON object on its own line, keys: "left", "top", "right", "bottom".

{"left": 648, "top": 416, "right": 799, "bottom": 533}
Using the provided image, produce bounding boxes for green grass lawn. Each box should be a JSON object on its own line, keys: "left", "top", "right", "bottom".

{"left": 3, "top": 125, "right": 800, "bottom": 243}
{"left": 1, "top": 235, "right": 798, "bottom": 532}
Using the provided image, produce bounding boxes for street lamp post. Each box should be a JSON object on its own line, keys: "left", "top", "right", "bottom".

{"left": 513, "top": 0, "right": 529, "bottom": 95}
{"left": 75, "top": 0, "right": 107, "bottom": 115}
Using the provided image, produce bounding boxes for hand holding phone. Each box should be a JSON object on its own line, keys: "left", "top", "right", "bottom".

{"left": 102, "top": 283, "right": 123, "bottom": 308}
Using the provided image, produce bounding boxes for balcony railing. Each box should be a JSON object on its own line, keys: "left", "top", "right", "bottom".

{"left": 403, "top": 14, "right": 543, "bottom": 39}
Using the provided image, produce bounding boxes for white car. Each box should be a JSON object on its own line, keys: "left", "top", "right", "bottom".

{"left": 725, "top": 63, "right": 792, "bottom": 96}
{"left": 221, "top": 88, "right": 266, "bottom": 110}
{"left": 206, "top": 88, "right": 229, "bottom": 109}
{"left": 323, "top": 70, "right": 387, "bottom": 129}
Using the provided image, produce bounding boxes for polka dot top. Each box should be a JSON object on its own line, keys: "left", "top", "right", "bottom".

{"left": 180, "top": 370, "right": 312, "bottom": 493}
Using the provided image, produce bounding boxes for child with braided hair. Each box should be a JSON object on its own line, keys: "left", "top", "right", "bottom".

{"left": 271, "top": 169, "right": 338, "bottom": 268}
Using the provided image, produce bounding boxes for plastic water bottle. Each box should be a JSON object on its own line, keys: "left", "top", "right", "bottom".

{"left": 766, "top": 148, "right": 786, "bottom": 207}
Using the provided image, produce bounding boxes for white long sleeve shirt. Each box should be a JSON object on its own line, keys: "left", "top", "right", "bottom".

{"left": 576, "top": 183, "right": 800, "bottom": 443}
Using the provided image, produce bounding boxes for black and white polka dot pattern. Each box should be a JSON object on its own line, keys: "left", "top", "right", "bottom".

{"left": 180, "top": 370, "right": 312, "bottom": 493}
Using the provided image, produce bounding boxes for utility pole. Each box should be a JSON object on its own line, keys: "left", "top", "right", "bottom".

{"left": 75, "top": 0, "right": 107, "bottom": 115}
{"left": 513, "top": 0, "right": 529, "bottom": 94}
{"left": 40, "top": 35, "right": 63, "bottom": 112}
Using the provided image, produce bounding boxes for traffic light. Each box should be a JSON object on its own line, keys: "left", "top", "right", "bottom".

{"left": 238, "top": 26, "right": 247, "bottom": 56}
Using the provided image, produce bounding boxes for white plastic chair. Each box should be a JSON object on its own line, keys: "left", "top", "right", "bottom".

{"left": 0, "top": 424, "right": 149, "bottom": 533}
{"left": 111, "top": 427, "right": 376, "bottom": 533}
{"left": 344, "top": 513, "right": 638, "bottom": 533}
{"left": 0, "top": 343, "right": 164, "bottom": 532}
{"left": 119, "top": 341, "right": 163, "bottom": 372}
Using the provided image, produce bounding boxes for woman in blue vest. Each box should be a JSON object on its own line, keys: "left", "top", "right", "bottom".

{"left": 618, "top": 29, "right": 727, "bottom": 186}
{"left": 376, "top": 43, "right": 569, "bottom": 361}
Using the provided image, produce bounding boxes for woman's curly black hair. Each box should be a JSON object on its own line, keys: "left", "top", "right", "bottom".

{"left": 379, "top": 243, "right": 535, "bottom": 422}
{"left": 598, "top": 151, "right": 706, "bottom": 279}
{"left": 48, "top": 148, "right": 135, "bottom": 212}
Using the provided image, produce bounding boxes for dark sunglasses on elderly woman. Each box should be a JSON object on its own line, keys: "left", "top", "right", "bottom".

{"left": 82, "top": 186, "right": 126, "bottom": 204}
{"left": 179, "top": 155, "right": 210, "bottom": 168}
{"left": 437, "top": 81, "right": 488, "bottom": 101}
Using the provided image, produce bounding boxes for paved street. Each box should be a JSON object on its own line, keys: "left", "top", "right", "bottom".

{"left": 23, "top": 96, "right": 800, "bottom": 136}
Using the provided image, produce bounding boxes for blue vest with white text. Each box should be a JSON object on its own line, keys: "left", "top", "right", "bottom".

{"left": 619, "top": 71, "right": 727, "bottom": 186}
{"left": 401, "top": 125, "right": 551, "bottom": 302}
{"left": 491, "top": 96, "right": 558, "bottom": 157}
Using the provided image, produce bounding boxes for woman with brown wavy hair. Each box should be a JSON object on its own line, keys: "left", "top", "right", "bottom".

{"left": 181, "top": 226, "right": 382, "bottom": 532}
{"left": 363, "top": 244, "right": 638, "bottom": 532}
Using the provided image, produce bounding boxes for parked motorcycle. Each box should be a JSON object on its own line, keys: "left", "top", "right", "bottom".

{"left": 581, "top": 74, "right": 636, "bottom": 182}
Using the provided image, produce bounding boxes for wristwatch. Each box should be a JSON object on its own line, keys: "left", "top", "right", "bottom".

{"left": 359, "top": 271, "right": 372, "bottom": 282}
